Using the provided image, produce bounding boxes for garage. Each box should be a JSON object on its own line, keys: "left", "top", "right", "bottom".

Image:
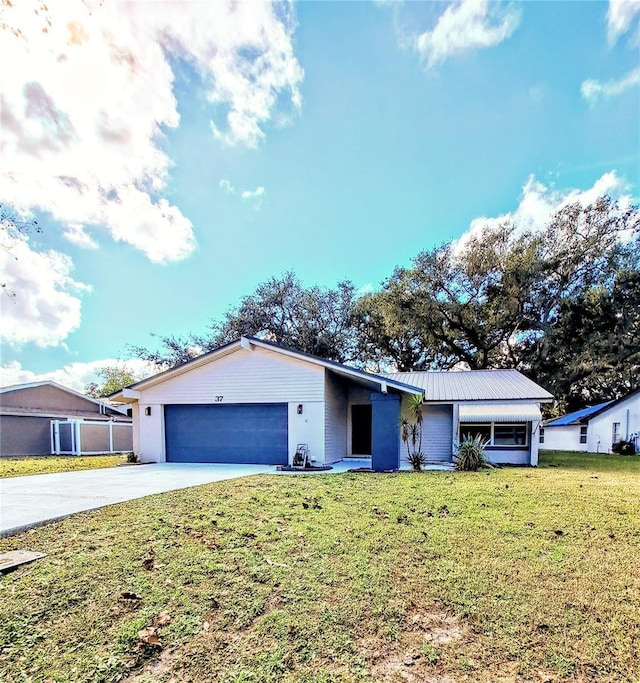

{"left": 164, "top": 403, "right": 288, "bottom": 464}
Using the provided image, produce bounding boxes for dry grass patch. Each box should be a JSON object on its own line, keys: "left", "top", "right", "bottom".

{"left": 363, "top": 609, "right": 466, "bottom": 683}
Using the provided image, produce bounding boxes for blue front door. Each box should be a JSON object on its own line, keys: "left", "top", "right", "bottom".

{"left": 164, "top": 403, "right": 288, "bottom": 464}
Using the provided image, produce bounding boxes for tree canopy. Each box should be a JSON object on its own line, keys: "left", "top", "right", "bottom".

{"left": 355, "top": 197, "right": 638, "bottom": 410}
{"left": 130, "top": 273, "right": 361, "bottom": 368}
{"left": 85, "top": 365, "right": 141, "bottom": 398}
{"left": 209, "top": 272, "right": 360, "bottom": 363}
{"left": 131, "top": 197, "right": 639, "bottom": 412}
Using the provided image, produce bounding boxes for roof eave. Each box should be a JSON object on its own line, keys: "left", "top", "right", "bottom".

{"left": 109, "top": 339, "right": 243, "bottom": 396}
{"left": 117, "top": 336, "right": 424, "bottom": 399}
{"left": 0, "top": 380, "right": 122, "bottom": 411}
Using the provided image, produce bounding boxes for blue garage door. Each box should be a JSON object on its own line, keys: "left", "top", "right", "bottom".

{"left": 164, "top": 403, "right": 288, "bottom": 464}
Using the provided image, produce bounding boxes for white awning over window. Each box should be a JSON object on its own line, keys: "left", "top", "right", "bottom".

{"left": 459, "top": 403, "right": 542, "bottom": 423}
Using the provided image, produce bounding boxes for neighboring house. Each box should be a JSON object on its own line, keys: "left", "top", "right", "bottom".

{"left": 0, "top": 381, "right": 132, "bottom": 457}
{"left": 111, "top": 336, "right": 552, "bottom": 470}
{"left": 541, "top": 389, "right": 640, "bottom": 453}
{"left": 539, "top": 403, "right": 610, "bottom": 452}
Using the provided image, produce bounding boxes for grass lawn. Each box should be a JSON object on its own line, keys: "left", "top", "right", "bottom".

{"left": 1, "top": 452, "right": 639, "bottom": 683}
{"left": 0, "top": 455, "right": 127, "bottom": 478}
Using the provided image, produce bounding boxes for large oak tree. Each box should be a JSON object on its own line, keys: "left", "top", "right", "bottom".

{"left": 132, "top": 272, "right": 361, "bottom": 368}
{"left": 354, "top": 197, "right": 639, "bottom": 410}
{"left": 131, "top": 197, "right": 639, "bottom": 412}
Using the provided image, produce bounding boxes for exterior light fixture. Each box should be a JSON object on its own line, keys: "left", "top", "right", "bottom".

{"left": 297, "top": 404, "right": 303, "bottom": 414}
{"left": 145, "top": 407, "right": 152, "bottom": 416}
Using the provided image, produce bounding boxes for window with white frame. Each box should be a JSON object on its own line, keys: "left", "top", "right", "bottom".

{"left": 459, "top": 423, "right": 528, "bottom": 447}
{"left": 579, "top": 426, "right": 587, "bottom": 444}
{"left": 612, "top": 422, "right": 621, "bottom": 444}
{"left": 539, "top": 427, "right": 545, "bottom": 444}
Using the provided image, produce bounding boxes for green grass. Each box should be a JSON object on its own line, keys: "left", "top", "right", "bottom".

{"left": 0, "top": 455, "right": 127, "bottom": 478}
{"left": 539, "top": 449, "right": 639, "bottom": 471}
{"left": 1, "top": 452, "right": 639, "bottom": 683}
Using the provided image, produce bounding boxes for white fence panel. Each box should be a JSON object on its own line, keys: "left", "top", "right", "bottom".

{"left": 51, "top": 420, "right": 133, "bottom": 455}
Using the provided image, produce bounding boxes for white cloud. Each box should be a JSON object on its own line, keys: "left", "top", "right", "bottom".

{"left": 356, "top": 282, "right": 375, "bottom": 297}
{"left": 219, "top": 179, "right": 235, "bottom": 195}
{"left": 607, "top": 0, "right": 640, "bottom": 44}
{"left": 0, "top": 0, "right": 303, "bottom": 263}
{"left": 0, "top": 358, "right": 157, "bottom": 393}
{"left": 241, "top": 186, "right": 266, "bottom": 211}
{"left": 220, "top": 180, "right": 266, "bottom": 209}
{"left": 414, "top": 0, "right": 520, "bottom": 68}
{"left": 581, "top": 67, "right": 640, "bottom": 105}
{"left": 0, "top": 235, "right": 90, "bottom": 348}
{"left": 456, "top": 171, "right": 634, "bottom": 251}
{"left": 240, "top": 186, "right": 266, "bottom": 201}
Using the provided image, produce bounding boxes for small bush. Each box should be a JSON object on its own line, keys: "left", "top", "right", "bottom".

{"left": 406, "top": 451, "right": 427, "bottom": 471}
{"left": 611, "top": 440, "right": 636, "bottom": 455}
{"left": 126, "top": 452, "right": 138, "bottom": 463}
{"left": 454, "top": 435, "right": 489, "bottom": 471}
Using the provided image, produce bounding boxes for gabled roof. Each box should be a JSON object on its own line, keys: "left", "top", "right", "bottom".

{"left": 0, "top": 380, "right": 87, "bottom": 398}
{"left": 587, "top": 387, "right": 640, "bottom": 419}
{"left": 109, "top": 336, "right": 424, "bottom": 402}
{"left": 110, "top": 337, "right": 554, "bottom": 405}
{"left": 0, "top": 380, "right": 129, "bottom": 416}
{"left": 545, "top": 388, "right": 640, "bottom": 427}
{"left": 383, "top": 369, "right": 553, "bottom": 403}
{"left": 544, "top": 401, "right": 613, "bottom": 427}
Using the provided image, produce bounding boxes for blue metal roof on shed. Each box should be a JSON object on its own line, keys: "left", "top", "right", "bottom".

{"left": 545, "top": 401, "right": 613, "bottom": 427}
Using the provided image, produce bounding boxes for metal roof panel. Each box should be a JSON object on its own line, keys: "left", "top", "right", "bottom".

{"left": 545, "top": 401, "right": 613, "bottom": 426}
{"left": 459, "top": 403, "right": 542, "bottom": 422}
{"left": 383, "top": 369, "right": 553, "bottom": 402}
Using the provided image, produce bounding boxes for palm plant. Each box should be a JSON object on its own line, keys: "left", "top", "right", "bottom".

{"left": 454, "top": 434, "right": 490, "bottom": 471}
{"left": 400, "top": 394, "right": 425, "bottom": 470}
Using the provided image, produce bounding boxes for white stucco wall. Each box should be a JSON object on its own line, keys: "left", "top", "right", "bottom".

{"left": 539, "top": 425, "right": 587, "bottom": 452}
{"left": 529, "top": 420, "right": 541, "bottom": 466}
{"left": 484, "top": 448, "right": 530, "bottom": 465}
{"left": 588, "top": 393, "right": 640, "bottom": 453}
{"left": 131, "top": 402, "right": 140, "bottom": 455}
{"left": 137, "top": 403, "right": 165, "bottom": 462}
{"left": 288, "top": 401, "right": 326, "bottom": 465}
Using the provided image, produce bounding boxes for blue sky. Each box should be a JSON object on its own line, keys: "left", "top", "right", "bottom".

{"left": 1, "top": 0, "right": 639, "bottom": 390}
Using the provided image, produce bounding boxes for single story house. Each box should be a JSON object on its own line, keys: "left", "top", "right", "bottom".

{"left": 111, "top": 337, "right": 552, "bottom": 470}
{"left": 541, "top": 388, "right": 640, "bottom": 453}
{"left": 0, "top": 381, "right": 132, "bottom": 457}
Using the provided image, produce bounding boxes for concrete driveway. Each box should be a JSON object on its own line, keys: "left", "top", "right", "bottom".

{"left": 0, "top": 463, "right": 275, "bottom": 537}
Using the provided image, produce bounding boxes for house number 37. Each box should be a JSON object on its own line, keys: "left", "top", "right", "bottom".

{"left": 214, "top": 396, "right": 224, "bottom": 402}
